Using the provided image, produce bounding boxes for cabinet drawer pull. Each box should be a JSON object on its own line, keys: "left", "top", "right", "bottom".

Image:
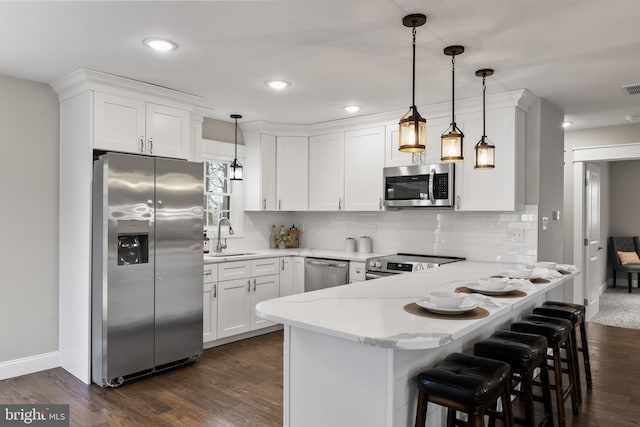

{"left": 203, "top": 270, "right": 212, "bottom": 276}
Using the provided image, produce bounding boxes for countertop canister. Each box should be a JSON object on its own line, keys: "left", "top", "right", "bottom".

{"left": 358, "top": 236, "right": 372, "bottom": 254}
{"left": 345, "top": 238, "right": 356, "bottom": 252}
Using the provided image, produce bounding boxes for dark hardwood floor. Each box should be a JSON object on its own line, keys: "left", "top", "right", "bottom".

{"left": 1, "top": 323, "right": 639, "bottom": 426}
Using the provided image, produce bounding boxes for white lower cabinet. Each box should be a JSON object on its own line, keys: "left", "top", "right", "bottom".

{"left": 216, "top": 258, "right": 280, "bottom": 340}
{"left": 202, "top": 263, "right": 219, "bottom": 343}
{"left": 280, "top": 256, "right": 306, "bottom": 297}
{"left": 349, "top": 261, "right": 366, "bottom": 284}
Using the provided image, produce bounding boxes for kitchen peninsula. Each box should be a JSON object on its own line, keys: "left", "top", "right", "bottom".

{"left": 256, "top": 261, "right": 578, "bottom": 427}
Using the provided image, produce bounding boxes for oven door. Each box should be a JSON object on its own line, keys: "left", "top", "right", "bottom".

{"left": 365, "top": 271, "right": 399, "bottom": 280}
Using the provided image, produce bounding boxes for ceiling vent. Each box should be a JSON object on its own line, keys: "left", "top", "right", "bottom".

{"left": 621, "top": 83, "right": 640, "bottom": 96}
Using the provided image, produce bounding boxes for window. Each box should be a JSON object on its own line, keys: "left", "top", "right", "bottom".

{"left": 202, "top": 154, "right": 244, "bottom": 238}
{"left": 203, "top": 159, "right": 231, "bottom": 228}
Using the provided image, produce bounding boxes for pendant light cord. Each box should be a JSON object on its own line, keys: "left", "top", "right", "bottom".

{"left": 234, "top": 118, "right": 238, "bottom": 158}
{"left": 411, "top": 26, "right": 416, "bottom": 108}
{"left": 451, "top": 55, "right": 455, "bottom": 124}
{"left": 482, "top": 74, "right": 487, "bottom": 139}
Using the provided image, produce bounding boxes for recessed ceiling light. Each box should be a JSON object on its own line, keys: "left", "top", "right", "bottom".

{"left": 265, "top": 80, "right": 291, "bottom": 90}
{"left": 562, "top": 121, "right": 574, "bottom": 128}
{"left": 143, "top": 38, "right": 178, "bottom": 52}
{"left": 343, "top": 105, "right": 361, "bottom": 113}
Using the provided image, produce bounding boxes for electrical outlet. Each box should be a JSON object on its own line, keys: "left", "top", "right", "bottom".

{"left": 541, "top": 217, "right": 549, "bottom": 231}
{"left": 506, "top": 229, "right": 524, "bottom": 242}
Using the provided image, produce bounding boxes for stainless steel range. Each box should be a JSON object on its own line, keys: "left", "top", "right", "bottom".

{"left": 365, "top": 253, "right": 465, "bottom": 280}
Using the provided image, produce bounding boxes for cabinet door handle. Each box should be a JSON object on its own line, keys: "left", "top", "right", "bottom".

{"left": 411, "top": 153, "right": 416, "bottom": 164}
{"left": 247, "top": 280, "right": 251, "bottom": 292}
{"left": 379, "top": 197, "right": 383, "bottom": 211}
{"left": 279, "top": 199, "right": 282, "bottom": 210}
{"left": 139, "top": 136, "right": 144, "bottom": 153}
{"left": 213, "top": 284, "right": 217, "bottom": 298}
{"left": 338, "top": 198, "right": 342, "bottom": 210}
{"left": 203, "top": 270, "right": 212, "bottom": 276}
{"left": 455, "top": 195, "right": 461, "bottom": 211}
{"left": 281, "top": 259, "right": 285, "bottom": 271}
{"left": 263, "top": 198, "right": 266, "bottom": 210}
{"left": 148, "top": 137, "right": 153, "bottom": 154}
{"left": 253, "top": 278, "right": 257, "bottom": 291}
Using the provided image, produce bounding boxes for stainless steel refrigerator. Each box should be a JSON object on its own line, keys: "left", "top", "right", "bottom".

{"left": 92, "top": 152, "right": 204, "bottom": 387}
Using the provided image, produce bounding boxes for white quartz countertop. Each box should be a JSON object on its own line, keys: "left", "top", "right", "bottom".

{"left": 204, "top": 248, "right": 388, "bottom": 263}
{"left": 255, "top": 261, "right": 579, "bottom": 351}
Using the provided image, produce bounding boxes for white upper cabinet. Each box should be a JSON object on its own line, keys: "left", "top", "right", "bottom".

{"left": 244, "top": 133, "right": 277, "bottom": 211}
{"left": 385, "top": 117, "right": 453, "bottom": 167}
{"left": 276, "top": 136, "right": 309, "bottom": 211}
{"left": 94, "top": 91, "right": 189, "bottom": 159}
{"left": 455, "top": 107, "right": 525, "bottom": 211}
{"left": 344, "top": 127, "right": 385, "bottom": 211}
{"left": 309, "top": 133, "right": 345, "bottom": 211}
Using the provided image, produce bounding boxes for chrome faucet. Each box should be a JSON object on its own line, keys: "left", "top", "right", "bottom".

{"left": 215, "top": 218, "right": 234, "bottom": 253}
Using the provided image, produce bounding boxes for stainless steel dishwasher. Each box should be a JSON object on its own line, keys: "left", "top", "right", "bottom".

{"left": 304, "top": 258, "right": 349, "bottom": 292}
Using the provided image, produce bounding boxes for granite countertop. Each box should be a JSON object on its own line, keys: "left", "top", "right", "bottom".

{"left": 255, "top": 260, "right": 579, "bottom": 351}
{"left": 203, "top": 248, "right": 389, "bottom": 264}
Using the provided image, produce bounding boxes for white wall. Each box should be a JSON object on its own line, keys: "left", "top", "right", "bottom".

{"left": 609, "top": 160, "right": 640, "bottom": 235}
{"left": 0, "top": 74, "right": 59, "bottom": 362}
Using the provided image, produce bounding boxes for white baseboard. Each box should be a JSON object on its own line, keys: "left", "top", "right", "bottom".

{"left": 0, "top": 351, "right": 60, "bottom": 381}
{"left": 585, "top": 279, "right": 610, "bottom": 321}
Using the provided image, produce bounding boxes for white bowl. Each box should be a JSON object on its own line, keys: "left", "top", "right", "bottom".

{"left": 477, "top": 277, "right": 509, "bottom": 290}
{"left": 507, "top": 269, "right": 532, "bottom": 279}
{"left": 429, "top": 291, "right": 465, "bottom": 309}
{"left": 534, "top": 261, "right": 557, "bottom": 269}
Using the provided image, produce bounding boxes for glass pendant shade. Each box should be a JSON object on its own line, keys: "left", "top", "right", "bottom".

{"left": 399, "top": 106, "right": 426, "bottom": 152}
{"left": 230, "top": 158, "right": 243, "bottom": 180}
{"left": 474, "top": 137, "right": 495, "bottom": 169}
{"left": 440, "top": 125, "right": 464, "bottom": 162}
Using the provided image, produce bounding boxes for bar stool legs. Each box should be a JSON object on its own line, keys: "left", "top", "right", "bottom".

{"left": 542, "top": 301, "right": 593, "bottom": 389}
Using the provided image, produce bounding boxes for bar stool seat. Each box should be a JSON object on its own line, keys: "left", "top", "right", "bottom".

{"left": 474, "top": 330, "right": 553, "bottom": 427}
{"left": 533, "top": 304, "right": 584, "bottom": 403}
{"left": 542, "top": 300, "right": 593, "bottom": 389}
{"left": 512, "top": 315, "right": 579, "bottom": 427}
{"left": 415, "top": 352, "right": 514, "bottom": 427}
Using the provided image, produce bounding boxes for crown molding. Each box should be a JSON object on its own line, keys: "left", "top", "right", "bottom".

{"left": 50, "top": 68, "right": 204, "bottom": 109}
{"left": 240, "top": 89, "right": 537, "bottom": 137}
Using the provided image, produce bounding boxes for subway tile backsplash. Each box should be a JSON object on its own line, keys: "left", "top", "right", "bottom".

{"left": 238, "top": 206, "right": 538, "bottom": 264}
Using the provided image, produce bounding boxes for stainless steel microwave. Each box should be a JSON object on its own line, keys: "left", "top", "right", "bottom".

{"left": 383, "top": 163, "right": 454, "bottom": 208}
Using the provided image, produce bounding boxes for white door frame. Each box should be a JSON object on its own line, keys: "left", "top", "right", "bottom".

{"left": 572, "top": 142, "right": 640, "bottom": 307}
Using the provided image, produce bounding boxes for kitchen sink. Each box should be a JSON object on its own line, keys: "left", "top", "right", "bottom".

{"left": 205, "top": 252, "right": 256, "bottom": 258}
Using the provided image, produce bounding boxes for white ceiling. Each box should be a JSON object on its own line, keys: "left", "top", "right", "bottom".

{"left": 1, "top": 0, "right": 639, "bottom": 130}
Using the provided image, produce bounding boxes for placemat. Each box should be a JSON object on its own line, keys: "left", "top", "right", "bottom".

{"left": 404, "top": 303, "right": 489, "bottom": 320}
{"left": 455, "top": 286, "right": 528, "bottom": 298}
{"left": 530, "top": 278, "right": 551, "bottom": 284}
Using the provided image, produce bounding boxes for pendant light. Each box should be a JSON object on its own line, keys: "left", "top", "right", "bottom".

{"left": 398, "top": 13, "right": 427, "bottom": 153}
{"left": 474, "top": 69, "right": 495, "bottom": 169}
{"left": 441, "top": 45, "right": 465, "bottom": 162}
{"left": 230, "top": 114, "right": 243, "bottom": 180}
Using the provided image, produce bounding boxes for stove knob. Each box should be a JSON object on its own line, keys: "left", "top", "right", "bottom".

{"left": 375, "top": 261, "right": 382, "bottom": 268}
{"left": 415, "top": 264, "right": 425, "bottom": 271}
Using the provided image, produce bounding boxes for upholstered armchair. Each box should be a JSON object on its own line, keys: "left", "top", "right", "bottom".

{"left": 608, "top": 236, "right": 640, "bottom": 293}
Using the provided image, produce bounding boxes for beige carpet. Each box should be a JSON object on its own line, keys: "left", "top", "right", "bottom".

{"left": 590, "top": 286, "right": 640, "bottom": 329}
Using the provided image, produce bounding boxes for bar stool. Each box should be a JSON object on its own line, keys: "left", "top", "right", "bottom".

{"left": 415, "top": 353, "right": 514, "bottom": 427}
{"left": 511, "top": 315, "right": 579, "bottom": 427}
{"left": 474, "top": 330, "right": 553, "bottom": 427}
{"left": 533, "top": 304, "right": 584, "bottom": 404}
{"left": 542, "top": 301, "right": 592, "bottom": 389}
